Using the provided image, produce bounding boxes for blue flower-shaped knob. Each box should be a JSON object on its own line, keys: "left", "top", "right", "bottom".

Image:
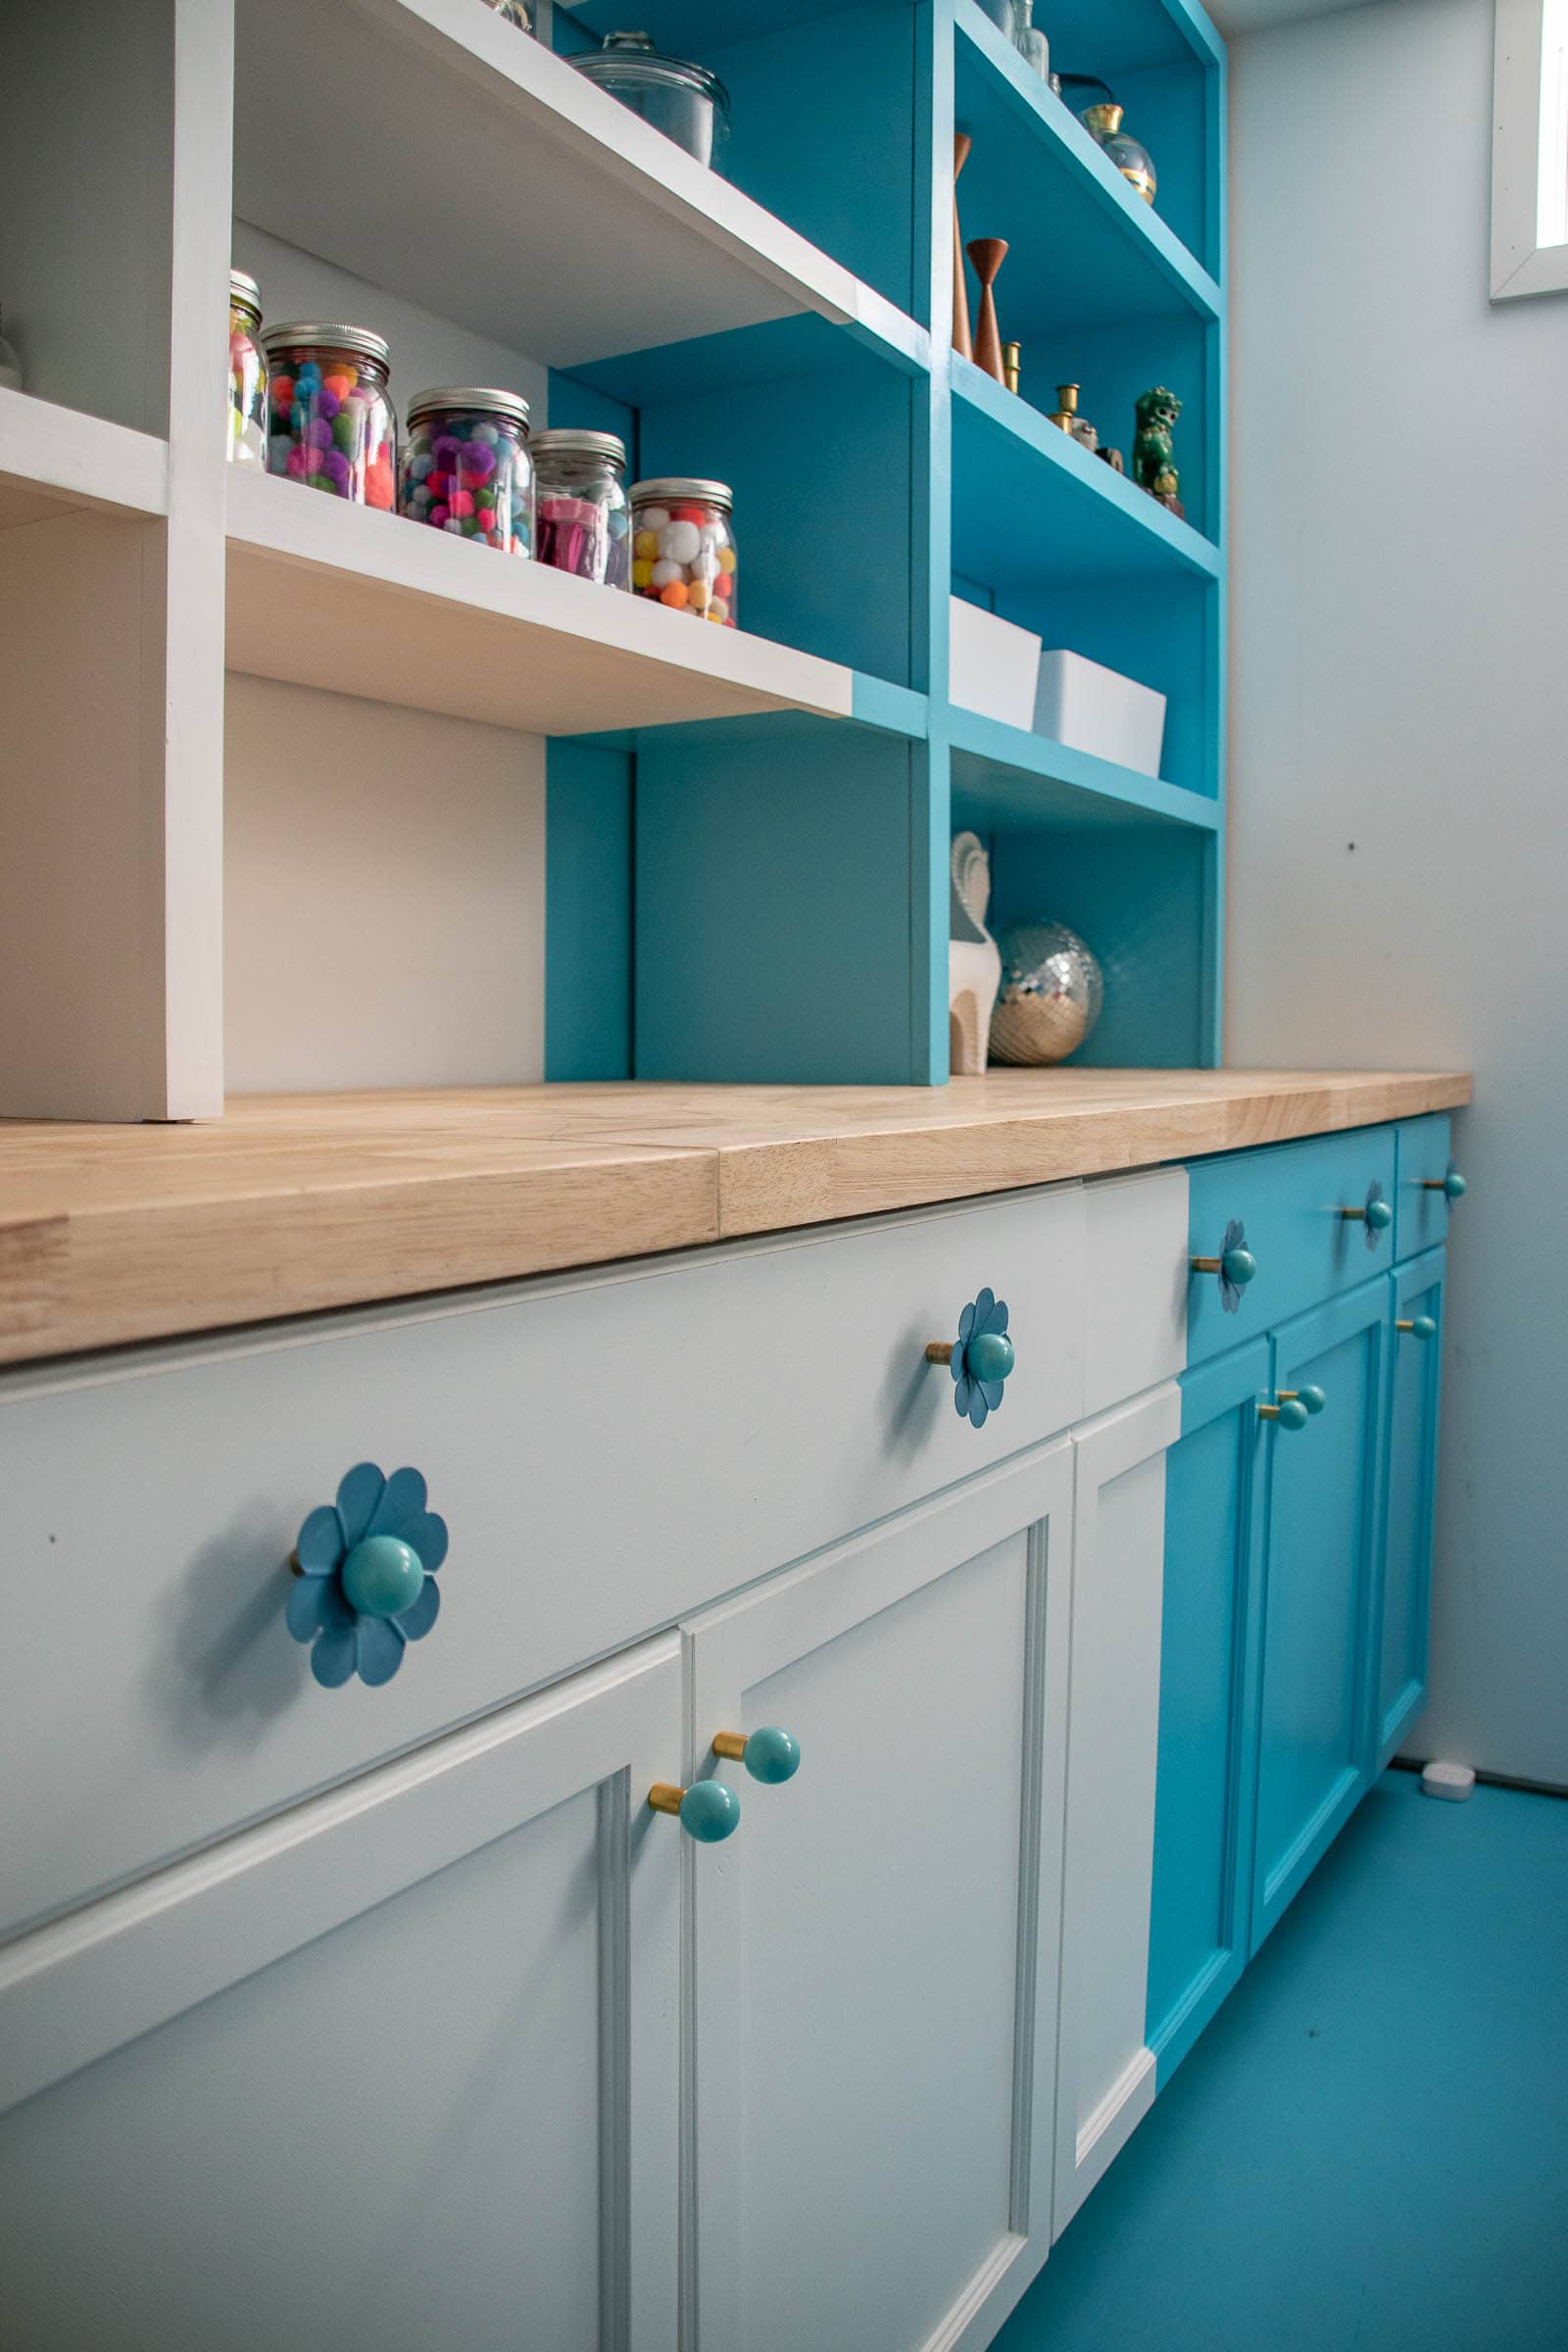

{"left": 648, "top": 1778, "right": 742, "bottom": 1842}
{"left": 1422, "top": 1161, "right": 1466, "bottom": 1202}
{"left": 1192, "top": 1218, "right": 1256, "bottom": 1312}
{"left": 712, "top": 1725, "right": 802, "bottom": 1784}
{"left": 1342, "top": 1179, "right": 1391, "bottom": 1245}
{"left": 287, "top": 1462, "right": 447, "bottom": 1689}
{"left": 1397, "top": 1314, "right": 1438, "bottom": 1342}
{"left": 926, "top": 1288, "right": 1014, "bottom": 1428}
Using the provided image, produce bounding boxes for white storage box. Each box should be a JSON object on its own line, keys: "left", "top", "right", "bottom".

{"left": 1034, "top": 650, "right": 1166, "bottom": 777}
{"left": 949, "top": 597, "right": 1042, "bottom": 730}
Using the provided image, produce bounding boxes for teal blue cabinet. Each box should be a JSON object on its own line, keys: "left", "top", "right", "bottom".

{"left": 1394, "top": 1114, "right": 1457, "bottom": 1260}
{"left": 1251, "top": 1280, "right": 1390, "bottom": 1952}
{"left": 1375, "top": 1247, "right": 1446, "bottom": 1768}
{"left": 1147, "top": 1339, "right": 1268, "bottom": 2088}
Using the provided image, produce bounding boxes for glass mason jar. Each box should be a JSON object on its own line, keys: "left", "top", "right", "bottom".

{"left": 630, "top": 477, "right": 737, "bottom": 626}
{"left": 570, "top": 31, "right": 729, "bottom": 172}
{"left": 227, "top": 269, "right": 267, "bottom": 467}
{"left": 400, "top": 387, "right": 534, "bottom": 556}
{"left": 532, "top": 429, "right": 631, "bottom": 588}
{"left": 262, "top": 322, "right": 397, "bottom": 508}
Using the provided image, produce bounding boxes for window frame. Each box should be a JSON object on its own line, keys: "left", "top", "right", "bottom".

{"left": 1493, "top": 0, "right": 1568, "bottom": 300}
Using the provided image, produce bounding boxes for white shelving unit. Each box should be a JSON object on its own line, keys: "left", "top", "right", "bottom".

{"left": 0, "top": 0, "right": 925, "bottom": 1122}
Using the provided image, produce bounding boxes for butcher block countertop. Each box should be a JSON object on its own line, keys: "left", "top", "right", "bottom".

{"left": 0, "top": 1070, "right": 1471, "bottom": 1366}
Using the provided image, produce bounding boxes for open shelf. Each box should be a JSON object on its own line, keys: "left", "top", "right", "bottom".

{"left": 232, "top": 0, "right": 926, "bottom": 402}
{"left": 224, "top": 467, "right": 863, "bottom": 736}
{"left": 955, "top": 0, "right": 1219, "bottom": 331}
{"left": 948, "top": 704, "right": 1219, "bottom": 833}
{"left": 0, "top": 390, "right": 169, "bottom": 534}
{"left": 951, "top": 360, "right": 1220, "bottom": 588}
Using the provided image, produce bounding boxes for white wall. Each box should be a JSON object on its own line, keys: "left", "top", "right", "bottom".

{"left": 1227, "top": 0, "right": 1568, "bottom": 1785}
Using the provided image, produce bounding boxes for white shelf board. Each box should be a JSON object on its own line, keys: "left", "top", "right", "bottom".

{"left": 224, "top": 467, "right": 857, "bottom": 736}
{"left": 0, "top": 388, "right": 169, "bottom": 534}
{"left": 233, "top": 0, "right": 926, "bottom": 377}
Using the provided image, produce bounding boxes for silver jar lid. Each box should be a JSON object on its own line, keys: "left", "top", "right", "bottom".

{"left": 228, "top": 268, "right": 262, "bottom": 318}
{"left": 406, "top": 385, "right": 532, "bottom": 429}
{"left": 532, "top": 428, "right": 627, "bottom": 467}
{"left": 572, "top": 31, "right": 729, "bottom": 119}
{"left": 261, "top": 321, "right": 391, "bottom": 368}
{"left": 630, "top": 476, "right": 732, "bottom": 512}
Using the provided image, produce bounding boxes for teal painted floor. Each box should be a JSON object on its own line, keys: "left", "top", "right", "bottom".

{"left": 1001, "top": 1771, "right": 1568, "bottom": 2352}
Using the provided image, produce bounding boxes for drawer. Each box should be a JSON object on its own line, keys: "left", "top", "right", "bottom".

{"left": 1185, "top": 1127, "right": 1398, "bottom": 1366}
{"left": 0, "top": 1184, "right": 1084, "bottom": 1937}
{"left": 1394, "top": 1114, "right": 1456, "bottom": 1259}
{"left": 1082, "top": 1167, "right": 1189, "bottom": 1416}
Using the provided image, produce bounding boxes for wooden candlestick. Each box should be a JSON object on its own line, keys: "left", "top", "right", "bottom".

{"left": 953, "top": 134, "right": 973, "bottom": 362}
{"left": 965, "top": 238, "right": 1008, "bottom": 383}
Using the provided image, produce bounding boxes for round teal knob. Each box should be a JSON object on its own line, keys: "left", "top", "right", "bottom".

{"left": 1444, "top": 1169, "right": 1466, "bottom": 1201}
{"left": 1221, "top": 1246, "right": 1256, "bottom": 1289}
{"left": 742, "top": 1726, "right": 801, "bottom": 1786}
{"left": 965, "top": 1330, "right": 1015, "bottom": 1386}
{"left": 678, "top": 1780, "right": 741, "bottom": 1843}
{"left": 1403, "top": 1314, "right": 1438, "bottom": 1342}
{"left": 340, "top": 1534, "right": 426, "bottom": 1620}
{"left": 1365, "top": 1197, "right": 1394, "bottom": 1233}
{"left": 1295, "top": 1384, "right": 1327, "bottom": 1416}
{"left": 1266, "top": 1397, "right": 1309, "bottom": 1431}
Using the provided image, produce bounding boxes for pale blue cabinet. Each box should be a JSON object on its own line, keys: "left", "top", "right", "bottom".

{"left": 1376, "top": 1246, "right": 1446, "bottom": 1767}
{"left": 1145, "top": 1338, "right": 1267, "bottom": 2089}
{"left": 1252, "top": 1280, "right": 1391, "bottom": 1951}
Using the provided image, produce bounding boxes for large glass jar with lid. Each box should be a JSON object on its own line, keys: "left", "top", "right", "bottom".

{"left": 262, "top": 322, "right": 397, "bottom": 508}
{"left": 630, "top": 477, "right": 737, "bottom": 625}
{"left": 400, "top": 387, "right": 534, "bottom": 556}
{"left": 570, "top": 30, "right": 730, "bottom": 172}
{"left": 532, "top": 429, "right": 631, "bottom": 588}
{"left": 227, "top": 269, "right": 267, "bottom": 467}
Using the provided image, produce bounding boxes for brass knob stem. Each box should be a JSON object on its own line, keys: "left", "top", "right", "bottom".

{"left": 925, "top": 1341, "right": 956, "bottom": 1364}
{"left": 710, "top": 1732, "right": 748, "bottom": 1762}
{"left": 1190, "top": 1254, "right": 1222, "bottom": 1273}
{"left": 647, "top": 1784, "right": 685, "bottom": 1817}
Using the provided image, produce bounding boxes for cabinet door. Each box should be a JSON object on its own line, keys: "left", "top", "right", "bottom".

{"left": 1146, "top": 1340, "right": 1269, "bottom": 2089}
{"left": 0, "top": 1642, "right": 682, "bottom": 2352}
{"left": 1252, "top": 1283, "right": 1390, "bottom": 1952}
{"left": 1054, "top": 1384, "right": 1181, "bottom": 2238}
{"left": 1375, "top": 1248, "right": 1446, "bottom": 1767}
{"left": 686, "top": 1446, "right": 1074, "bottom": 2352}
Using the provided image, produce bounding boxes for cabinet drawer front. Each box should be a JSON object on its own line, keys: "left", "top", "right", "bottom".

{"left": 0, "top": 1185, "right": 1084, "bottom": 1937}
{"left": 1082, "top": 1168, "right": 1189, "bottom": 1417}
{"left": 1394, "top": 1114, "right": 1453, "bottom": 1259}
{"left": 1185, "top": 1127, "right": 1397, "bottom": 1365}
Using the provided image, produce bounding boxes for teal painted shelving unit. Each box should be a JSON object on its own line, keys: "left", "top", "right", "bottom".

{"left": 535, "top": 0, "right": 1228, "bottom": 1081}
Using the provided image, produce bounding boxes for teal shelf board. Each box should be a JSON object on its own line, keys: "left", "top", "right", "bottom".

{"left": 951, "top": 360, "right": 1222, "bottom": 588}
{"left": 570, "top": 305, "right": 929, "bottom": 415}
{"left": 955, "top": 1, "right": 1221, "bottom": 331}
{"left": 948, "top": 705, "right": 1220, "bottom": 834}
{"left": 1031, "top": 0, "right": 1225, "bottom": 75}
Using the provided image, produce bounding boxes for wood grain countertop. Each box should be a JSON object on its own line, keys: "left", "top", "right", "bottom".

{"left": 0, "top": 1069, "right": 1471, "bottom": 1366}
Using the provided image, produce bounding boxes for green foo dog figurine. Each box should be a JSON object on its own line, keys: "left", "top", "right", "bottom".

{"left": 1133, "top": 386, "right": 1183, "bottom": 518}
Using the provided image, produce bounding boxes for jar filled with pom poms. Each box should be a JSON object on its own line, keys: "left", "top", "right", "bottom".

{"left": 630, "top": 477, "right": 737, "bottom": 625}
{"left": 263, "top": 322, "right": 397, "bottom": 509}
{"left": 399, "top": 387, "right": 533, "bottom": 555}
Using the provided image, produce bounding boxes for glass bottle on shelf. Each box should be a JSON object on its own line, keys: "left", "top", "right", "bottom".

{"left": 1081, "top": 99, "right": 1157, "bottom": 205}
{"left": 479, "top": 0, "right": 533, "bottom": 31}
{"left": 1013, "top": 0, "right": 1050, "bottom": 77}
{"left": 262, "top": 323, "right": 397, "bottom": 508}
{"left": 227, "top": 270, "right": 267, "bottom": 466}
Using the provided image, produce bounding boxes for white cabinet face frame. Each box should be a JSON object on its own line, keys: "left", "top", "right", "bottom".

{"left": 0, "top": 1639, "right": 683, "bottom": 2352}
{"left": 1493, "top": 0, "right": 1568, "bottom": 298}
{"left": 1053, "top": 1382, "right": 1181, "bottom": 2240}
{"left": 682, "top": 1442, "right": 1076, "bottom": 2352}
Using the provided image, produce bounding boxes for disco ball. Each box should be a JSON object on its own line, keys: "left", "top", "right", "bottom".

{"left": 988, "top": 921, "right": 1102, "bottom": 1065}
